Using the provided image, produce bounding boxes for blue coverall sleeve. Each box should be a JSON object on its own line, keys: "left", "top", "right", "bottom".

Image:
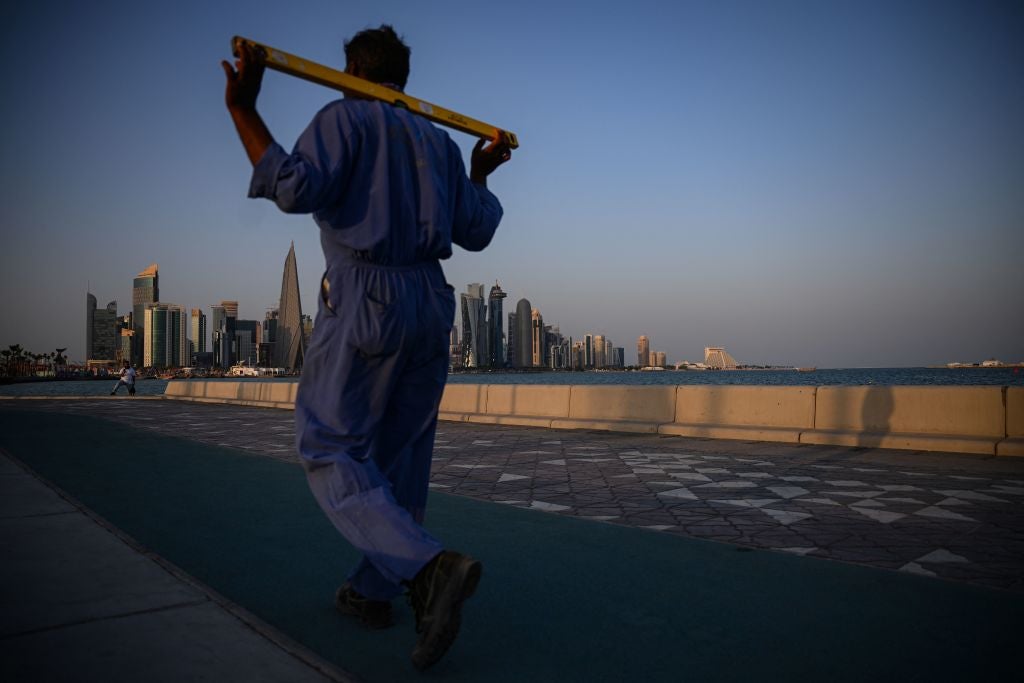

{"left": 248, "top": 107, "right": 349, "bottom": 214}
{"left": 449, "top": 141, "right": 503, "bottom": 251}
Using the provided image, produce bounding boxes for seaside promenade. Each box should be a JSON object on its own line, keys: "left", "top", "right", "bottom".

{"left": 2, "top": 396, "right": 1022, "bottom": 681}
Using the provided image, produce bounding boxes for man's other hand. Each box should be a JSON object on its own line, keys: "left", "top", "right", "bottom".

{"left": 470, "top": 133, "right": 513, "bottom": 186}
{"left": 221, "top": 41, "right": 266, "bottom": 111}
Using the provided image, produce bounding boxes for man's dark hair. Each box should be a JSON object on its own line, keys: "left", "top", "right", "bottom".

{"left": 344, "top": 25, "right": 410, "bottom": 89}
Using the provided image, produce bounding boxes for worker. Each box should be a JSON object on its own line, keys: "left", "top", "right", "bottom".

{"left": 221, "top": 25, "right": 511, "bottom": 670}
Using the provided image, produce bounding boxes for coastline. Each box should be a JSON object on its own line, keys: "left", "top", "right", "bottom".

{"left": 4, "top": 367, "right": 1023, "bottom": 398}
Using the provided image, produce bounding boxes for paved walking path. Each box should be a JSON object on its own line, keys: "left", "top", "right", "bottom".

{"left": 1, "top": 398, "right": 1022, "bottom": 682}
{"left": 0, "top": 444, "right": 352, "bottom": 682}
{"left": 14, "top": 397, "right": 1024, "bottom": 591}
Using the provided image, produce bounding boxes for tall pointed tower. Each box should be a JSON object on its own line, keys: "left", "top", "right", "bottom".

{"left": 275, "top": 243, "right": 304, "bottom": 369}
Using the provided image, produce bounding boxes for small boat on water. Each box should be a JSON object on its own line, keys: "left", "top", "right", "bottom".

{"left": 228, "top": 362, "right": 287, "bottom": 377}
{"left": 796, "top": 367, "right": 817, "bottom": 372}
{"left": 228, "top": 361, "right": 259, "bottom": 377}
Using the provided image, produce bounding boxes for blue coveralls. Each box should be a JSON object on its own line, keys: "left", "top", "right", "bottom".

{"left": 249, "top": 97, "right": 503, "bottom": 600}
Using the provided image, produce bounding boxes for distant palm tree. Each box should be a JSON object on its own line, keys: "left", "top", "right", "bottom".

{"left": 8, "top": 345, "right": 27, "bottom": 377}
{"left": 50, "top": 348, "right": 65, "bottom": 377}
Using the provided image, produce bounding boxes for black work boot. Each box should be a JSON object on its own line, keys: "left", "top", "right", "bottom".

{"left": 405, "top": 550, "right": 482, "bottom": 671}
{"left": 335, "top": 582, "right": 394, "bottom": 629}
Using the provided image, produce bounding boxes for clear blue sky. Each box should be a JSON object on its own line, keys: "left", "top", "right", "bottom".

{"left": 1, "top": 0, "right": 1021, "bottom": 367}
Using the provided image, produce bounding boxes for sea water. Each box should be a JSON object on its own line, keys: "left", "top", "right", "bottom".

{"left": 1, "top": 367, "right": 1021, "bottom": 397}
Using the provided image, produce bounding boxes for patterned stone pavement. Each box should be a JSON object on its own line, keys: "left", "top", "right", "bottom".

{"left": 7, "top": 398, "right": 1024, "bottom": 592}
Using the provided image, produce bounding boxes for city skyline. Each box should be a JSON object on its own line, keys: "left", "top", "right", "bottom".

{"left": 52, "top": 255, "right": 1024, "bottom": 368}
{"left": 80, "top": 262, "right": 738, "bottom": 370}
{"left": 2, "top": 1, "right": 1022, "bottom": 367}
{"left": 454, "top": 280, "right": 714, "bottom": 370}
{"left": 82, "top": 251, "right": 311, "bottom": 371}
{"left": 82, "top": 270, "right": 632, "bottom": 369}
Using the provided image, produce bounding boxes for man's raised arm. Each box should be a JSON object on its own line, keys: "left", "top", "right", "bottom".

{"left": 221, "top": 42, "right": 275, "bottom": 166}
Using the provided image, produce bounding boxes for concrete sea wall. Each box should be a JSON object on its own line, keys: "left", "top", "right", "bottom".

{"left": 165, "top": 381, "right": 1023, "bottom": 456}
{"left": 165, "top": 379, "right": 298, "bottom": 410}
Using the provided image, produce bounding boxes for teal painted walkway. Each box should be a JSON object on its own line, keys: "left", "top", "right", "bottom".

{"left": 1, "top": 409, "right": 1020, "bottom": 682}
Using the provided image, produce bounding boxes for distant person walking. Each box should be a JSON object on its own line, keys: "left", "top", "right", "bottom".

{"left": 222, "top": 26, "right": 511, "bottom": 670}
{"left": 110, "top": 361, "right": 136, "bottom": 396}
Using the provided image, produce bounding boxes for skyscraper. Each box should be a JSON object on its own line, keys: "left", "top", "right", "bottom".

{"left": 531, "top": 309, "right": 544, "bottom": 367}
{"left": 594, "top": 334, "right": 605, "bottom": 368}
{"left": 191, "top": 308, "right": 207, "bottom": 355}
{"left": 236, "top": 319, "right": 260, "bottom": 366}
{"left": 211, "top": 304, "right": 225, "bottom": 367}
{"left": 584, "top": 333, "right": 594, "bottom": 369}
{"left": 487, "top": 282, "right": 507, "bottom": 368}
{"left": 176, "top": 306, "right": 188, "bottom": 367}
{"left": 448, "top": 327, "right": 462, "bottom": 368}
{"left": 506, "top": 312, "right": 517, "bottom": 368}
{"left": 218, "top": 300, "right": 238, "bottom": 369}
{"left": 132, "top": 264, "right": 159, "bottom": 366}
{"left": 460, "top": 284, "right": 486, "bottom": 368}
{"left": 637, "top": 336, "right": 650, "bottom": 368}
{"left": 86, "top": 293, "right": 118, "bottom": 362}
{"left": 546, "top": 325, "right": 567, "bottom": 369}
{"left": 572, "top": 340, "right": 585, "bottom": 369}
{"left": 275, "top": 242, "right": 304, "bottom": 370}
{"left": 86, "top": 292, "right": 95, "bottom": 360}
{"left": 515, "top": 298, "right": 532, "bottom": 368}
{"left": 119, "top": 327, "right": 133, "bottom": 366}
{"left": 261, "top": 309, "right": 279, "bottom": 367}
{"left": 143, "top": 303, "right": 186, "bottom": 368}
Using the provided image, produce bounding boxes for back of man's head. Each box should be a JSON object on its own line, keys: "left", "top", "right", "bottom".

{"left": 345, "top": 25, "right": 411, "bottom": 89}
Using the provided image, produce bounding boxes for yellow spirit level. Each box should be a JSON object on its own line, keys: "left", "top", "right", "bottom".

{"left": 231, "top": 36, "right": 519, "bottom": 149}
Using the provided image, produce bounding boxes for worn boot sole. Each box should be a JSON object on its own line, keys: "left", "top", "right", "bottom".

{"left": 411, "top": 556, "right": 482, "bottom": 671}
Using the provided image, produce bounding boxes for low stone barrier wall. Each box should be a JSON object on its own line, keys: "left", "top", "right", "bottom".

{"left": 166, "top": 381, "right": 1022, "bottom": 456}
{"left": 802, "top": 386, "right": 1006, "bottom": 455}
{"left": 1002, "top": 387, "right": 1024, "bottom": 456}
{"left": 442, "top": 384, "right": 1020, "bottom": 456}
{"left": 164, "top": 380, "right": 297, "bottom": 410}
{"left": 662, "top": 386, "right": 816, "bottom": 443}
{"left": 459, "top": 384, "right": 570, "bottom": 428}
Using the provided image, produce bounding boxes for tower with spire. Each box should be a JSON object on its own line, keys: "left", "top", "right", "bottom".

{"left": 275, "top": 243, "right": 304, "bottom": 370}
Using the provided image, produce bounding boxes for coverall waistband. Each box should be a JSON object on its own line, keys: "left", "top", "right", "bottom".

{"left": 321, "top": 251, "right": 446, "bottom": 313}
{"left": 334, "top": 248, "right": 444, "bottom": 272}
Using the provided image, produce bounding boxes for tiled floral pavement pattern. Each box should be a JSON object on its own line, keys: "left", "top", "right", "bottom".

{"left": 8, "top": 399, "right": 1024, "bottom": 591}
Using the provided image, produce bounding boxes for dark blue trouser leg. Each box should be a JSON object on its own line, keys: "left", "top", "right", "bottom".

{"left": 344, "top": 347, "right": 448, "bottom": 599}
{"left": 297, "top": 274, "right": 449, "bottom": 601}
